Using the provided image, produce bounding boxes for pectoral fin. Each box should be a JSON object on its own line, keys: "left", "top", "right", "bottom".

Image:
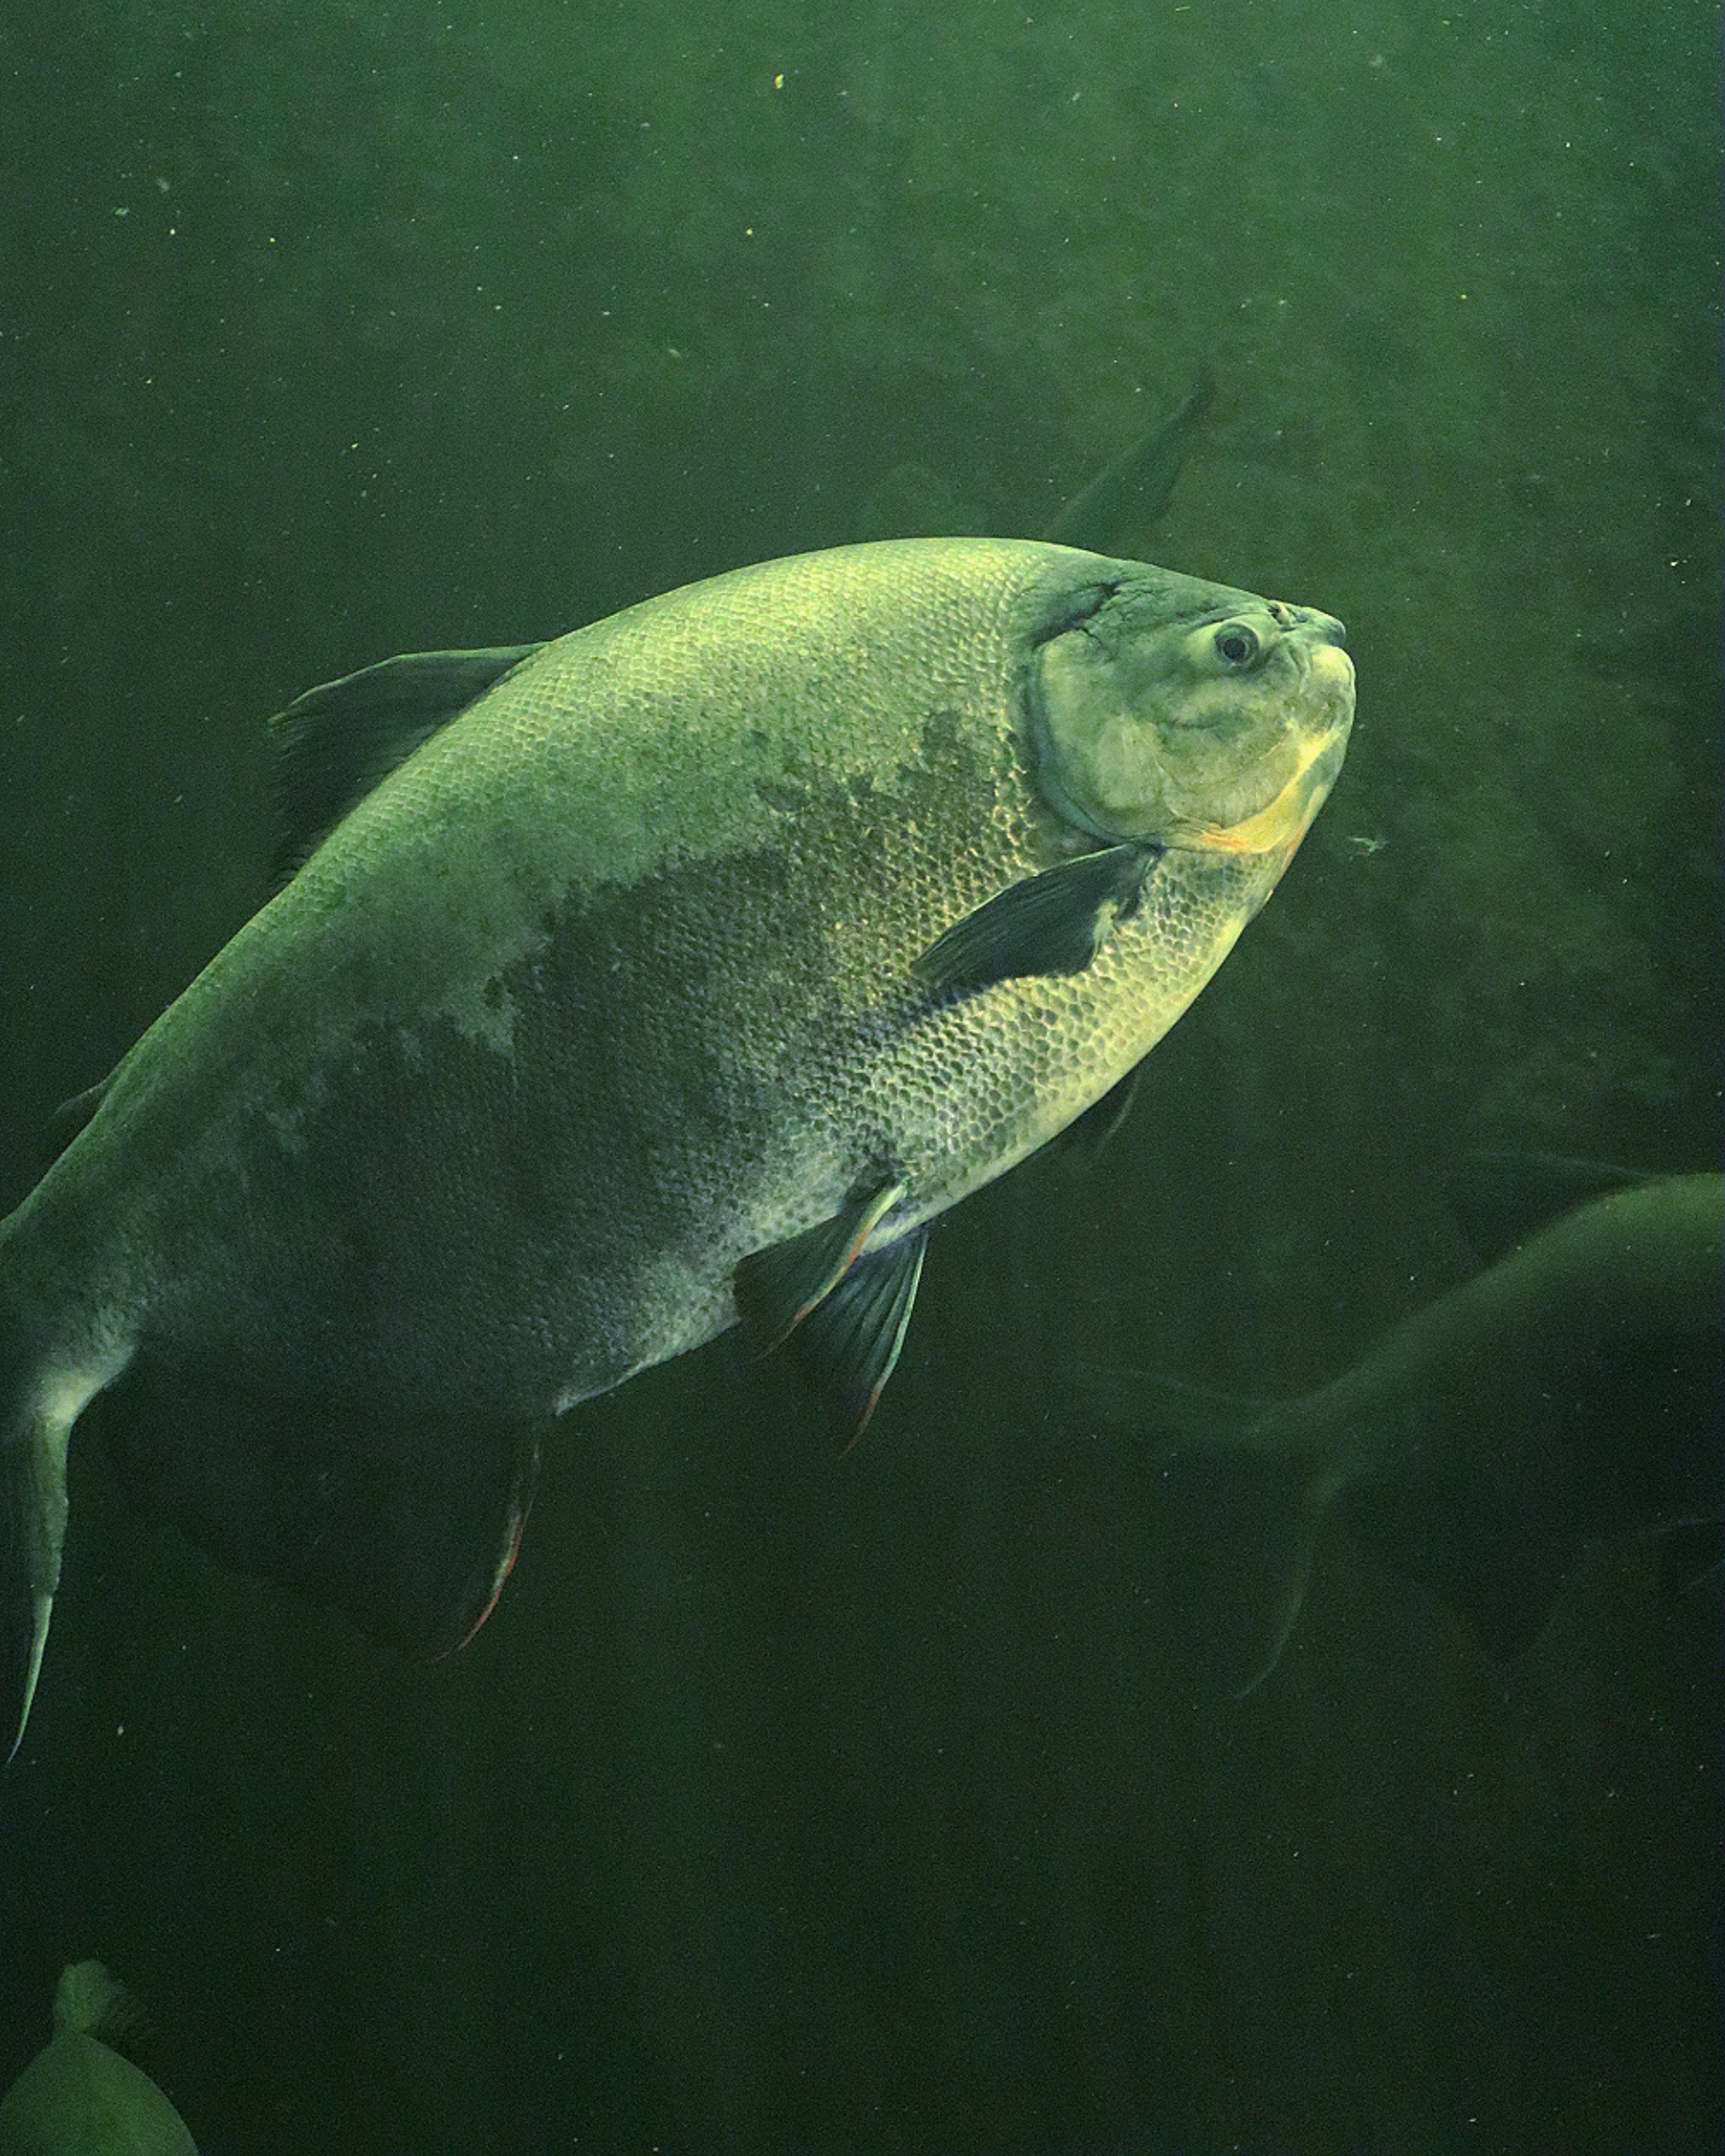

{"left": 1059, "top": 1059, "right": 1146, "bottom": 1155}
{"left": 912, "top": 844, "right": 1162, "bottom": 1000}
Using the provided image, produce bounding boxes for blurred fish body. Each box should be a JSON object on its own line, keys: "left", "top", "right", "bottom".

{"left": 1079, "top": 1163, "right": 1724, "bottom": 1694}
{"left": 0, "top": 538, "right": 1353, "bottom": 1752}
{"left": 1041, "top": 371, "right": 1216, "bottom": 556}
{"left": 0, "top": 1959, "right": 197, "bottom": 2156}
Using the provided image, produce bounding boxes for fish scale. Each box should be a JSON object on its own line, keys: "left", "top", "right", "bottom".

{"left": 0, "top": 535, "right": 1353, "bottom": 1752}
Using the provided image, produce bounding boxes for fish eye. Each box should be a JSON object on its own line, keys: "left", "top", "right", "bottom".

{"left": 1212, "top": 622, "right": 1262, "bottom": 670}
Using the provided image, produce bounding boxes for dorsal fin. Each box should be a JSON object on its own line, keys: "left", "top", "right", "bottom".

{"left": 269, "top": 644, "right": 543, "bottom": 883}
{"left": 44, "top": 1074, "right": 115, "bottom": 1165}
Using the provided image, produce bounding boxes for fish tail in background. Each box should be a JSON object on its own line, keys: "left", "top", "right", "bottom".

{"left": 0, "top": 1293, "right": 73, "bottom": 1763}
{"left": 1075, "top": 1365, "right": 1336, "bottom": 1697}
{"left": 52, "top": 1959, "right": 145, "bottom": 2045}
{"left": 1159, "top": 1435, "right": 1339, "bottom": 1699}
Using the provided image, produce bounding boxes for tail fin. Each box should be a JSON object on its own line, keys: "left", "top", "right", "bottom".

{"left": 2, "top": 1330, "right": 72, "bottom": 1762}
{"left": 53, "top": 1958, "right": 146, "bottom": 2046}
{"left": 1, "top": 1286, "right": 117, "bottom": 1761}
{"left": 2, "top": 1410, "right": 74, "bottom": 1764}
{"left": 1074, "top": 1364, "right": 1337, "bottom": 1697}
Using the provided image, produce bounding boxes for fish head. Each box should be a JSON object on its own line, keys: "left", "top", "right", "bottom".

{"left": 1030, "top": 566, "right": 1355, "bottom": 869}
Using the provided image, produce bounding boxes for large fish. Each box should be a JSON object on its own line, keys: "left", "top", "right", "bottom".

{"left": 1076, "top": 1158, "right": 1723, "bottom": 1694}
{"left": 0, "top": 538, "right": 1353, "bottom": 1753}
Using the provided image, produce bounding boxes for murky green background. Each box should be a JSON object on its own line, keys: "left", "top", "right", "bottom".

{"left": 1, "top": 1, "right": 1719, "bottom": 2150}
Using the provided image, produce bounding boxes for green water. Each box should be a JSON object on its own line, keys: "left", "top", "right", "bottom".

{"left": 0, "top": 1, "right": 1718, "bottom": 2149}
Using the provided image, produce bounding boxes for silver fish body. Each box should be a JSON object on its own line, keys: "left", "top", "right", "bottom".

{"left": 0, "top": 537, "right": 1353, "bottom": 1748}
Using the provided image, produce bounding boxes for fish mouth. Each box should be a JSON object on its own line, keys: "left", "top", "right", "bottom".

{"left": 1170, "top": 640, "right": 1356, "bottom": 858}
{"left": 1184, "top": 717, "right": 1351, "bottom": 857}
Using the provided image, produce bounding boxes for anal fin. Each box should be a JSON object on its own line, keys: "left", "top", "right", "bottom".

{"left": 89, "top": 1361, "right": 542, "bottom": 1663}
{"left": 3, "top": 1407, "right": 69, "bottom": 1762}
{"left": 3, "top": 1348, "right": 122, "bottom": 1760}
{"left": 1161, "top": 1450, "right": 1331, "bottom": 1698}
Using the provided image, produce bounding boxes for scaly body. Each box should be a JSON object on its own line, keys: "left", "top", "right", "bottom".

{"left": 1, "top": 537, "right": 1353, "bottom": 1748}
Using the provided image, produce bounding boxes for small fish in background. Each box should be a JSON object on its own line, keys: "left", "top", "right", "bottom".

{"left": 1074, "top": 1158, "right": 1723, "bottom": 1695}
{"left": 0, "top": 1959, "right": 198, "bottom": 2155}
